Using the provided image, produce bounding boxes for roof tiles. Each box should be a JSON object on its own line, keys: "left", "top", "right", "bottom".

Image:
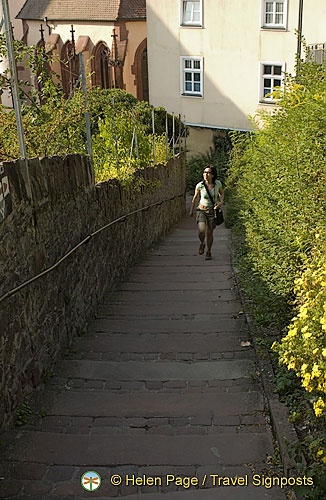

{"left": 17, "top": 0, "right": 146, "bottom": 21}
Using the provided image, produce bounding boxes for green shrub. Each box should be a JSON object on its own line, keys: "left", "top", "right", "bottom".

{"left": 226, "top": 60, "right": 326, "bottom": 314}
{"left": 273, "top": 244, "right": 326, "bottom": 417}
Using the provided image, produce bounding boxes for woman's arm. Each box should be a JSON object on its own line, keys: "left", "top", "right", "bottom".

{"left": 214, "top": 186, "right": 224, "bottom": 209}
{"left": 189, "top": 189, "right": 200, "bottom": 216}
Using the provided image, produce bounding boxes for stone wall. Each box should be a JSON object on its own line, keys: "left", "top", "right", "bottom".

{"left": 0, "top": 154, "right": 185, "bottom": 427}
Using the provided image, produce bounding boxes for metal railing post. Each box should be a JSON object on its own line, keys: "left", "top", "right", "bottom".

{"left": 172, "top": 112, "right": 175, "bottom": 157}
{"left": 178, "top": 114, "right": 181, "bottom": 153}
{"left": 1, "top": 0, "right": 32, "bottom": 198}
{"left": 165, "top": 111, "right": 169, "bottom": 161}
{"left": 79, "top": 53, "right": 94, "bottom": 183}
{"left": 184, "top": 115, "right": 187, "bottom": 152}
{"left": 111, "top": 98, "right": 120, "bottom": 169}
{"left": 152, "top": 105, "right": 156, "bottom": 165}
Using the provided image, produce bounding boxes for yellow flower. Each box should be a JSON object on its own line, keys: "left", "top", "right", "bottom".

{"left": 315, "top": 407, "right": 323, "bottom": 417}
{"left": 323, "top": 457, "right": 326, "bottom": 464}
{"left": 312, "top": 364, "right": 321, "bottom": 378}
{"left": 317, "top": 449, "right": 324, "bottom": 456}
{"left": 299, "top": 306, "right": 308, "bottom": 319}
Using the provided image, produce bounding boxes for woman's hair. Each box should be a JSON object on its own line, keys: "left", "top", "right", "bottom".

{"left": 203, "top": 165, "right": 217, "bottom": 183}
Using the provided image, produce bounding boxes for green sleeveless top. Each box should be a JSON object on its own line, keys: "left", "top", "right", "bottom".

{"left": 196, "top": 180, "right": 222, "bottom": 207}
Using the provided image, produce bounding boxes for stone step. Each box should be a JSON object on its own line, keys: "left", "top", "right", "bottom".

{"left": 147, "top": 249, "right": 231, "bottom": 257}
{"left": 104, "top": 290, "right": 239, "bottom": 304}
{"left": 71, "top": 333, "right": 250, "bottom": 353}
{"left": 47, "top": 377, "right": 261, "bottom": 396}
{"left": 130, "top": 266, "right": 233, "bottom": 275}
{"left": 97, "top": 302, "right": 241, "bottom": 317}
{"left": 153, "top": 239, "right": 230, "bottom": 247}
{"left": 118, "top": 282, "right": 234, "bottom": 291}
{"left": 139, "top": 258, "right": 233, "bottom": 267}
{"left": 3, "top": 432, "right": 274, "bottom": 466}
{"left": 87, "top": 318, "right": 246, "bottom": 334}
{"left": 165, "top": 230, "right": 230, "bottom": 238}
{"left": 0, "top": 467, "right": 285, "bottom": 500}
{"left": 38, "top": 391, "right": 264, "bottom": 418}
{"left": 81, "top": 485, "right": 285, "bottom": 500}
{"left": 56, "top": 360, "right": 256, "bottom": 382}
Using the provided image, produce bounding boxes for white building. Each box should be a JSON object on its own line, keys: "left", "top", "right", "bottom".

{"left": 0, "top": 0, "right": 26, "bottom": 107}
{"left": 146, "top": 0, "right": 326, "bottom": 153}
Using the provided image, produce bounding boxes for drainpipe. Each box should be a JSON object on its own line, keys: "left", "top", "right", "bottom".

{"left": 297, "top": 0, "right": 304, "bottom": 60}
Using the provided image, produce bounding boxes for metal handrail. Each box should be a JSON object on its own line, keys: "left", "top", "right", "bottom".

{"left": 0, "top": 193, "right": 184, "bottom": 304}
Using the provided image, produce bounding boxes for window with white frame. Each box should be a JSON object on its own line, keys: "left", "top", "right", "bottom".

{"left": 181, "top": 0, "right": 202, "bottom": 26}
{"left": 180, "top": 57, "right": 203, "bottom": 96}
{"left": 262, "top": 0, "right": 287, "bottom": 28}
{"left": 260, "top": 62, "right": 285, "bottom": 102}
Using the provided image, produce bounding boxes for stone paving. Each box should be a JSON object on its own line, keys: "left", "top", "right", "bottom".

{"left": 0, "top": 211, "right": 287, "bottom": 499}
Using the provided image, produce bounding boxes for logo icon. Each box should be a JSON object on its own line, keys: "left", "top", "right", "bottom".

{"left": 81, "top": 471, "right": 101, "bottom": 491}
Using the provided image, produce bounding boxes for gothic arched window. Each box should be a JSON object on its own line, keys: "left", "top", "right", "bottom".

{"left": 132, "top": 39, "right": 149, "bottom": 102}
{"left": 92, "top": 42, "right": 111, "bottom": 89}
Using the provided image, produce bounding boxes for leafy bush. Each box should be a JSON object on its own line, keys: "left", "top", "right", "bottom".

{"left": 273, "top": 244, "right": 326, "bottom": 417}
{"left": 226, "top": 60, "right": 326, "bottom": 311}
{"left": 226, "top": 56, "right": 326, "bottom": 497}
{"left": 92, "top": 107, "right": 170, "bottom": 184}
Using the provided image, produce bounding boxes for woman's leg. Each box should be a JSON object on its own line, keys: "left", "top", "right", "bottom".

{"left": 207, "top": 227, "right": 214, "bottom": 251}
{"left": 206, "top": 227, "right": 214, "bottom": 259}
{"left": 197, "top": 221, "right": 206, "bottom": 253}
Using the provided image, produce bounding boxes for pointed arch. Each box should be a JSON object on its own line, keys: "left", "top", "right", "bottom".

{"left": 132, "top": 38, "right": 148, "bottom": 101}
{"left": 60, "top": 40, "right": 80, "bottom": 97}
{"left": 91, "top": 42, "right": 112, "bottom": 89}
{"left": 35, "top": 39, "right": 48, "bottom": 103}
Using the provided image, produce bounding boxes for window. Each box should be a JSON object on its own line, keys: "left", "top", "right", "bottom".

{"left": 262, "top": 0, "right": 287, "bottom": 29}
{"left": 259, "top": 62, "right": 285, "bottom": 103}
{"left": 92, "top": 42, "right": 112, "bottom": 89}
{"left": 180, "top": 57, "right": 203, "bottom": 97}
{"left": 181, "top": 0, "right": 202, "bottom": 26}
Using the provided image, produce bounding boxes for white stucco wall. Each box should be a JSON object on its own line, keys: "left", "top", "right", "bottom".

{"left": 147, "top": 0, "right": 326, "bottom": 132}
{"left": 0, "top": 0, "right": 26, "bottom": 107}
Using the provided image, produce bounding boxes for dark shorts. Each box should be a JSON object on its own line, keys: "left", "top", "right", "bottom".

{"left": 196, "top": 207, "right": 216, "bottom": 230}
